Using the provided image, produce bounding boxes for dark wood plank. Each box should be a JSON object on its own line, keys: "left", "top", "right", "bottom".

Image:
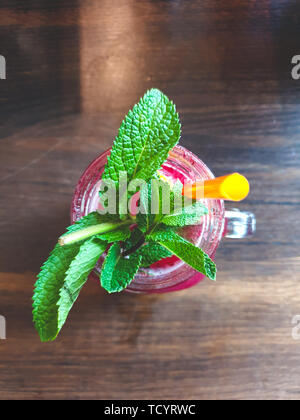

{"left": 0, "top": 0, "right": 300, "bottom": 400}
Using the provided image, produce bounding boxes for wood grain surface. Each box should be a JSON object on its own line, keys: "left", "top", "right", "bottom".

{"left": 1, "top": 0, "right": 300, "bottom": 400}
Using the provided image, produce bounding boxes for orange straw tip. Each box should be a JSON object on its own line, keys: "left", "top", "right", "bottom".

{"left": 182, "top": 172, "right": 250, "bottom": 201}
{"left": 219, "top": 173, "right": 250, "bottom": 201}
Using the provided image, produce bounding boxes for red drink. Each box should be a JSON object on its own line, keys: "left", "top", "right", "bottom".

{"left": 71, "top": 146, "right": 225, "bottom": 293}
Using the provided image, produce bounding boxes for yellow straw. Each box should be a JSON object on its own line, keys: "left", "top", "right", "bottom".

{"left": 182, "top": 173, "right": 250, "bottom": 202}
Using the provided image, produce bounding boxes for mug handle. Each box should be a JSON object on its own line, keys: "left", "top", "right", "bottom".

{"left": 224, "top": 208, "right": 256, "bottom": 239}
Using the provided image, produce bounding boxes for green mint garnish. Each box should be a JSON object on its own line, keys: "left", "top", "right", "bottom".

{"left": 100, "top": 243, "right": 142, "bottom": 293}
{"left": 162, "top": 200, "right": 208, "bottom": 227}
{"left": 136, "top": 181, "right": 157, "bottom": 233}
{"left": 123, "top": 228, "right": 172, "bottom": 267}
{"left": 33, "top": 212, "right": 123, "bottom": 341}
{"left": 148, "top": 227, "right": 216, "bottom": 281}
{"left": 33, "top": 243, "right": 81, "bottom": 342}
{"left": 102, "top": 89, "right": 181, "bottom": 183}
{"left": 57, "top": 238, "right": 107, "bottom": 336}
{"left": 134, "top": 241, "right": 173, "bottom": 268}
{"left": 33, "top": 89, "right": 216, "bottom": 342}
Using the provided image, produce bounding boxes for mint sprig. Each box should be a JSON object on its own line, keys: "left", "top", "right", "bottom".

{"left": 57, "top": 238, "right": 107, "bottom": 334}
{"left": 33, "top": 212, "right": 123, "bottom": 341}
{"left": 100, "top": 243, "right": 142, "bottom": 293}
{"left": 148, "top": 227, "right": 217, "bottom": 281}
{"left": 33, "top": 243, "right": 80, "bottom": 342}
{"left": 102, "top": 89, "right": 181, "bottom": 183}
{"left": 33, "top": 89, "right": 216, "bottom": 342}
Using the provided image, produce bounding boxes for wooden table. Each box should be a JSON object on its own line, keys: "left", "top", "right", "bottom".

{"left": 1, "top": 0, "right": 300, "bottom": 400}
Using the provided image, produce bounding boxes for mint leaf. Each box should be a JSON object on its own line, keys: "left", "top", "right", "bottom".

{"left": 123, "top": 229, "right": 172, "bottom": 266}
{"left": 100, "top": 243, "right": 142, "bottom": 293}
{"left": 57, "top": 238, "right": 107, "bottom": 334}
{"left": 148, "top": 228, "right": 216, "bottom": 281}
{"left": 136, "top": 181, "right": 156, "bottom": 233}
{"left": 136, "top": 178, "right": 173, "bottom": 232}
{"left": 33, "top": 214, "right": 107, "bottom": 342}
{"left": 162, "top": 201, "right": 208, "bottom": 227}
{"left": 134, "top": 241, "right": 172, "bottom": 267}
{"left": 95, "top": 225, "right": 131, "bottom": 242}
{"left": 102, "top": 89, "right": 181, "bottom": 183}
{"left": 161, "top": 180, "right": 208, "bottom": 226}
{"left": 33, "top": 243, "right": 80, "bottom": 342}
{"left": 133, "top": 153, "right": 171, "bottom": 181}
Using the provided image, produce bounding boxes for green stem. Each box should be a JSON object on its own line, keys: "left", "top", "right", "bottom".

{"left": 58, "top": 220, "right": 131, "bottom": 246}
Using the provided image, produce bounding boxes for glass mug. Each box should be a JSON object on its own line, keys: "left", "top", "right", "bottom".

{"left": 71, "top": 145, "right": 255, "bottom": 294}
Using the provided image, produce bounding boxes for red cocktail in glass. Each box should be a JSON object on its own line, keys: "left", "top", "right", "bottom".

{"left": 71, "top": 145, "right": 253, "bottom": 293}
